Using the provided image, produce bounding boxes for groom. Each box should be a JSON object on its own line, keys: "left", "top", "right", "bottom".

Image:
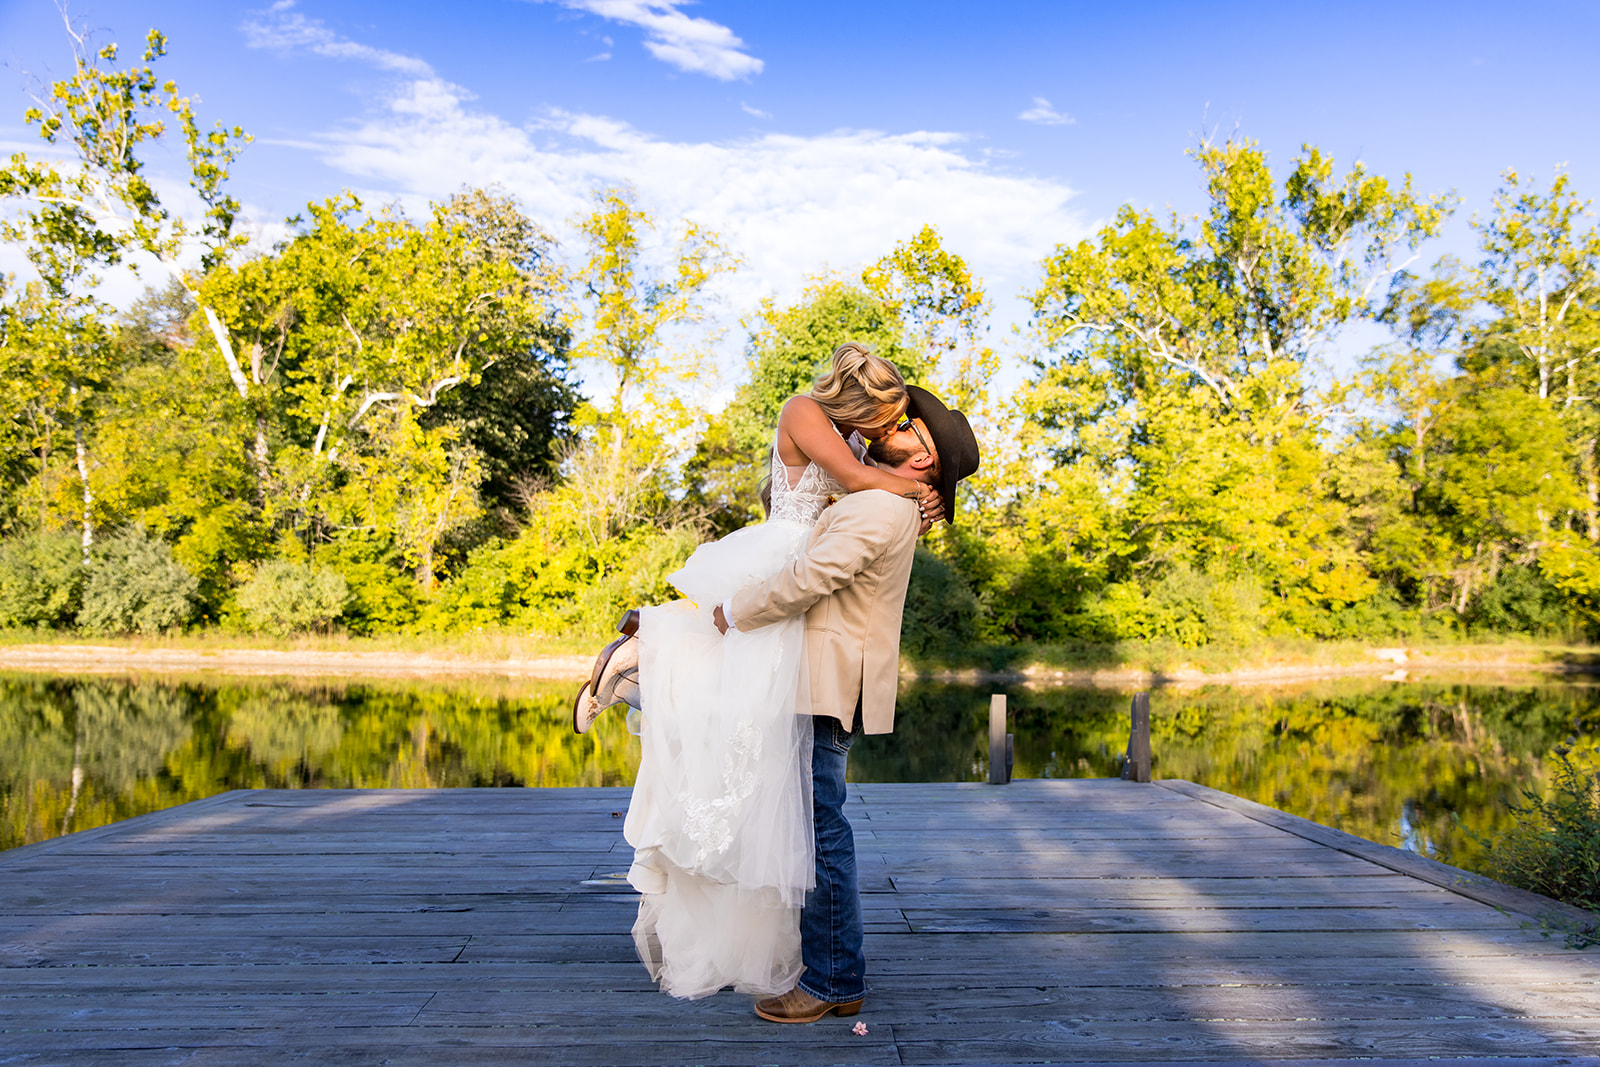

{"left": 713, "top": 385, "right": 981, "bottom": 1023}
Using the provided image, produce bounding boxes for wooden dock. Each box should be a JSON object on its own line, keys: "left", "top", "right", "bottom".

{"left": 3, "top": 780, "right": 1599, "bottom": 1066}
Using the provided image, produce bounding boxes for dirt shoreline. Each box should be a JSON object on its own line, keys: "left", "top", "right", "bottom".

{"left": 0, "top": 644, "right": 595, "bottom": 680}
{"left": 0, "top": 643, "right": 1590, "bottom": 688}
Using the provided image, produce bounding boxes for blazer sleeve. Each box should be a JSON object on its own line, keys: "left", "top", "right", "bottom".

{"left": 729, "top": 490, "right": 916, "bottom": 631}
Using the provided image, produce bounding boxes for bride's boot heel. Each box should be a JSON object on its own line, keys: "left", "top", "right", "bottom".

{"left": 574, "top": 612, "right": 642, "bottom": 734}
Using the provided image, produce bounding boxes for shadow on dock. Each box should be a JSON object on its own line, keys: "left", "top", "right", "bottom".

{"left": 2, "top": 781, "right": 1598, "bottom": 1065}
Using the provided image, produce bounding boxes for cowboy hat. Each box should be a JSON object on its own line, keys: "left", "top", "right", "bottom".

{"left": 904, "top": 385, "right": 980, "bottom": 523}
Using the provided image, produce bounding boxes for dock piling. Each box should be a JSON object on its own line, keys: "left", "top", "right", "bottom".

{"left": 1121, "top": 691, "right": 1152, "bottom": 782}
{"left": 988, "top": 693, "right": 1011, "bottom": 784}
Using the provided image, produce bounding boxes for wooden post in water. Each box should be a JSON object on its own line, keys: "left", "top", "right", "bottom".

{"left": 1121, "top": 692, "right": 1152, "bottom": 783}
{"left": 988, "top": 694, "right": 1011, "bottom": 784}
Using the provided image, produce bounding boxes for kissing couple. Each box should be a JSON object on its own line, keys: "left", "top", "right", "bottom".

{"left": 576, "top": 342, "right": 980, "bottom": 1022}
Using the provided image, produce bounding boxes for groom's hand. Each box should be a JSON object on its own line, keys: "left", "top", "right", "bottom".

{"left": 713, "top": 604, "right": 729, "bottom": 635}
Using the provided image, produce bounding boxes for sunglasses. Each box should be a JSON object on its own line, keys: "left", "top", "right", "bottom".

{"left": 896, "top": 416, "right": 933, "bottom": 462}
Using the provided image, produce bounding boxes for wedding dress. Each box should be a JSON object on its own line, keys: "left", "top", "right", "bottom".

{"left": 623, "top": 433, "right": 863, "bottom": 999}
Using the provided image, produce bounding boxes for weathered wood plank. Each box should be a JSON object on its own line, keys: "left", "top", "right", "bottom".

{"left": 3, "top": 782, "right": 1596, "bottom": 1066}
{"left": 1156, "top": 779, "right": 1594, "bottom": 925}
{"left": 0, "top": 1054, "right": 1591, "bottom": 1067}
{"left": 886, "top": 1018, "right": 1600, "bottom": 1062}
{"left": 898, "top": 904, "right": 1524, "bottom": 935}
{"left": 861, "top": 928, "right": 1599, "bottom": 963}
{"left": 6, "top": 1016, "right": 1600, "bottom": 1056}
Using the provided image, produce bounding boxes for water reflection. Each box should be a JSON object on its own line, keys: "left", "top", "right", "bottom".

{"left": 861, "top": 674, "right": 1600, "bottom": 870}
{"left": 2, "top": 671, "right": 1595, "bottom": 878}
{"left": 0, "top": 673, "right": 641, "bottom": 852}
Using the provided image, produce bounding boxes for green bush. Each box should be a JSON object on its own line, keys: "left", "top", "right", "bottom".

{"left": 313, "top": 537, "right": 419, "bottom": 635}
{"left": 1469, "top": 564, "right": 1570, "bottom": 636}
{"left": 1466, "top": 749, "right": 1600, "bottom": 919}
{"left": 1317, "top": 589, "right": 1417, "bottom": 640}
{"left": 77, "top": 526, "right": 199, "bottom": 635}
{"left": 1091, "top": 566, "right": 1263, "bottom": 648}
{"left": 236, "top": 560, "right": 350, "bottom": 636}
{"left": 424, "top": 512, "right": 701, "bottom": 637}
{"left": 0, "top": 530, "right": 85, "bottom": 629}
{"left": 901, "top": 546, "right": 980, "bottom": 659}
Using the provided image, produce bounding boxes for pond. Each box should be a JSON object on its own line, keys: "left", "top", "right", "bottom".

{"left": 2, "top": 670, "right": 1596, "bottom": 878}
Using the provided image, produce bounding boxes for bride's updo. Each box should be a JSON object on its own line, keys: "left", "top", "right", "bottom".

{"left": 809, "top": 342, "right": 906, "bottom": 430}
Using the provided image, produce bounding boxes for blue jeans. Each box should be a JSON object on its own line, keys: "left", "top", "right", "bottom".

{"left": 797, "top": 713, "right": 866, "bottom": 1003}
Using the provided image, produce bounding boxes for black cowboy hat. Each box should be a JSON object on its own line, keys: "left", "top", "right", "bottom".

{"left": 904, "top": 385, "right": 980, "bottom": 524}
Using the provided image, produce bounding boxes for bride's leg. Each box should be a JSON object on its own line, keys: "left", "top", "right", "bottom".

{"left": 574, "top": 610, "right": 646, "bottom": 733}
{"left": 611, "top": 670, "right": 641, "bottom": 710}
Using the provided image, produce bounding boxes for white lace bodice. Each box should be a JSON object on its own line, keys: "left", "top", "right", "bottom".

{"left": 767, "top": 431, "right": 865, "bottom": 526}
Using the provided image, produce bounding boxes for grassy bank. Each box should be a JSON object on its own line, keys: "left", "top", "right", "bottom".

{"left": 0, "top": 628, "right": 1593, "bottom": 682}
{"left": 0, "top": 627, "right": 599, "bottom": 661}
{"left": 1005, "top": 636, "right": 1600, "bottom": 676}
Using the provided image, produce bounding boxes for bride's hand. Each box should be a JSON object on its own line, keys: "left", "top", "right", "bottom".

{"left": 918, "top": 486, "right": 946, "bottom": 526}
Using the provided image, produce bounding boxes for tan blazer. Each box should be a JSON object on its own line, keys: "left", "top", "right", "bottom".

{"left": 729, "top": 489, "right": 920, "bottom": 735}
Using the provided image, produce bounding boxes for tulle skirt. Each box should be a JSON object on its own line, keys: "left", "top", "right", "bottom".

{"left": 623, "top": 519, "right": 815, "bottom": 1000}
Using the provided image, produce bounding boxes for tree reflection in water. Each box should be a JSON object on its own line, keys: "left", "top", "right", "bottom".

{"left": 0, "top": 673, "right": 640, "bottom": 851}
{"left": 858, "top": 675, "right": 1599, "bottom": 872}
{"left": 2, "top": 671, "right": 1595, "bottom": 878}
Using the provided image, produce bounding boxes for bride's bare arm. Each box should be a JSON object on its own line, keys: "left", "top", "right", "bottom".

{"left": 777, "top": 396, "right": 931, "bottom": 505}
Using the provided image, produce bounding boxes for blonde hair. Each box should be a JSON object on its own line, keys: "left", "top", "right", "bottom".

{"left": 809, "top": 342, "right": 906, "bottom": 428}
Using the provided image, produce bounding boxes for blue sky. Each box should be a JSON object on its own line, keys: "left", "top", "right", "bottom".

{"left": 2, "top": 0, "right": 1596, "bottom": 377}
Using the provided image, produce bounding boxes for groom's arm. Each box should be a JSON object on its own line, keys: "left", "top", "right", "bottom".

{"left": 727, "top": 490, "right": 918, "bottom": 632}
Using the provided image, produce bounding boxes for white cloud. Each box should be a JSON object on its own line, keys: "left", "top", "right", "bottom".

{"left": 533, "top": 0, "right": 763, "bottom": 80}
{"left": 311, "top": 79, "right": 1085, "bottom": 332}
{"left": 1018, "top": 97, "right": 1075, "bottom": 126}
{"left": 242, "top": 1, "right": 435, "bottom": 77}
{"left": 740, "top": 102, "right": 772, "bottom": 119}
{"left": 234, "top": 11, "right": 1086, "bottom": 391}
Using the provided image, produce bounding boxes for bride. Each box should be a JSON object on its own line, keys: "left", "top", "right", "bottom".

{"left": 573, "top": 342, "right": 941, "bottom": 1000}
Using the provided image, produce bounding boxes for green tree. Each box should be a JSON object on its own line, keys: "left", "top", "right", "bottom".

{"left": 199, "top": 189, "right": 568, "bottom": 586}
{"left": 0, "top": 279, "right": 113, "bottom": 546}
{"left": 568, "top": 187, "right": 733, "bottom": 539}
{"left": 0, "top": 23, "right": 254, "bottom": 487}
{"left": 863, "top": 224, "right": 991, "bottom": 413}
{"left": 87, "top": 324, "right": 259, "bottom": 613}
{"left": 1473, "top": 171, "right": 1600, "bottom": 543}
{"left": 1006, "top": 140, "right": 1452, "bottom": 643}
{"left": 688, "top": 277, "right": 919, "bottom": 534}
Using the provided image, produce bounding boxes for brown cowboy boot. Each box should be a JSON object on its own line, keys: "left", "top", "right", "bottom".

{"left": 753, "top": 986, "right": 864, "bottom": 1024}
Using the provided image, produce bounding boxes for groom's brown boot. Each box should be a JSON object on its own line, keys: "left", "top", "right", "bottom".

{"left": 754, "top": 987, "right": 864, "bottom": 1023}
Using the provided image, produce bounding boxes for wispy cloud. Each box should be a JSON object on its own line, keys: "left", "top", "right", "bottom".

{"left": 1018, "top": 97, "right": 1074, "bottom": 126}
{"left": 242, "top": 1, "right": 434, "bottom": 77}
{"left": 740, "top": 102, "right": 772, "bottom": 119}
{"left": 238, "top": 9, "right": 1085, "bottom": 372}
{"left": 309, "top": 82, "right": 1084, "bottom": 325}
{"left": 532, "top": 0, "right": 762, "bottom": 80}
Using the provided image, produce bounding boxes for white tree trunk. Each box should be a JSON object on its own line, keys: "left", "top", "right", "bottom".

{"left": 69, "top": 382, "right": 93, "bottom": 559}
{"left": 254, "top": 413, "right": 270, "bottom": 506}
{"left": 1586, "top": 443, "right": 1599, "bottom": 543}
{"left": 200, "top": 304, "right": 251, "bottom": 400}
